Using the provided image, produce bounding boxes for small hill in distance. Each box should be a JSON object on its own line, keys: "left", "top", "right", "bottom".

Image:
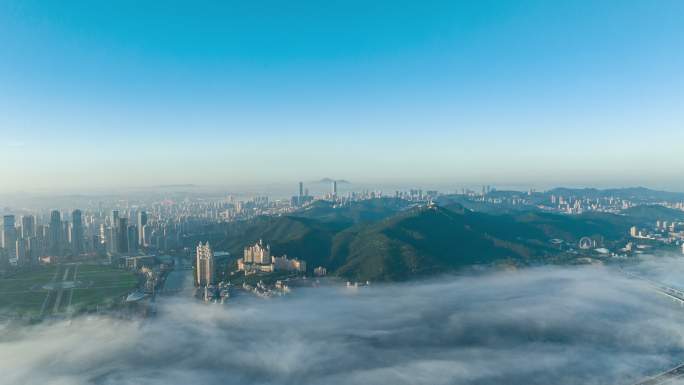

{"left": 621, "top": 204, "right": 684, "bottom": 224}
{"left": 295, "top": 198, "right": 413, "bottom": 226}
{"left": 316, "top": 178, "right": 350, "bottom": 184}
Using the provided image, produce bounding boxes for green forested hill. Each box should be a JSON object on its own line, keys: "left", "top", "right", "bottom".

{"left": 218, "top": 200, "right": 631, "bottom": 281}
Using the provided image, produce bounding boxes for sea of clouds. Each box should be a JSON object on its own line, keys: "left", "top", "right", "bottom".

{"left": 3, "top": 258, "right": 684, "bottom": 385}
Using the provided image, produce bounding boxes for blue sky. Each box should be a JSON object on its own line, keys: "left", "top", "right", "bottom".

{"left": 1, "top": 0, "right": 683, "bottom": 192}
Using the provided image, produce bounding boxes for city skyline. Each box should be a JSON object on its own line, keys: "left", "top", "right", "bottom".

{"left": 1, "top": 1, "right": 683, "bottom": 192}
{"left": 3, "top": 3, "right": 684, "bottom": 384}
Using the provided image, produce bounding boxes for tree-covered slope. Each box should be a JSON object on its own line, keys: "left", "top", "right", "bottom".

{"left": 218, "top": 200, "right": 631, "bottom": 281}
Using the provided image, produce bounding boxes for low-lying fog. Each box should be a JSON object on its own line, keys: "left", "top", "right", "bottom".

{"left": 4, "top": 257, "right": 684, "bottom": 385}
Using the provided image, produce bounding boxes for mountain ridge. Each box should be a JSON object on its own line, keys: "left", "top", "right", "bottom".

{"left": 217, "top": 199, "right": 632, "bottom": 281}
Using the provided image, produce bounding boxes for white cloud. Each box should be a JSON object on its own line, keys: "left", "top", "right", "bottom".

{"left": 2, "top": 263, "right": 684, "bottom": 385}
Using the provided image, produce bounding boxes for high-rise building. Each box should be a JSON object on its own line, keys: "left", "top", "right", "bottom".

{"left": 98, "top": 224, "right": 106, "bottom": 244}
{"left": 137, "top": 211, "right": 147, "bottom": 246}
{"left": 15, "top": 238, "right": 28, "bottom": 265}
{"left": 332, "top": 180, "right": 338, "bottom": 197}
{"left": 106, "top": 226, "right": 118, "bottom": 254}
{"left": 49, "top": 210, "right": 62, "bottom": 255}
{"left": 21, "top": 215, "right": 36, "bottom": 239}
{"left": 111, "top": 210, "right": 120, "bottom": 227}
{"left": 31, "top": 224, "right": 47, "bottom": 259}
{"left": 62, "top": 221, "right": 70, "bottom": 250}
{"left": 630, "top": 226, "right": 638, "bottom": 238}
{"left": 196, "top": 242, "right": 214, "bottom": 287}
{"left": 2, "top": 215, "right": 17, "bottom": 257}
{"left": 127, "top": 225, "right": 138, "bottom": 254}
{"left": 27, "top": 236, "right": 43, "bottom": 262}
{"left": 142, "top": 224, "right": 152, "bottom": 247}
{"left": 299, "top": 182, "right": 304, "bottom": 198}
{"left": 118, "top": 218, "right": 129, "bottom": 254}
{"left": 71, "top": 209, "right": 84, "bottom": 255}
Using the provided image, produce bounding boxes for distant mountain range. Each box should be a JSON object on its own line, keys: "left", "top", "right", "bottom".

{"left": 152, "top": 184, "right": 199, "bottom": 189}
{"left": 316, "top": 178, "right": 350, "bottom": 184}
{"left": 546, "top": 187, "right": 684, "bottom": 202}
{"left": 217, "top": 198, "right": 640, "bottom": 281}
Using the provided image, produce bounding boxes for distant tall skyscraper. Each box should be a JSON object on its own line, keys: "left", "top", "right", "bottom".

{"left": 111, "top": 210, "right": 120, "bottom": 228}
{"left": 49, "top": 210, "right": 62, "bottom": 255}
{"left": 62, "top": 221, "right": 70, "bottom": 250}
{"left": 21, "top": 215, "right": 36, "bottom": 239}
{"left": 196, "top": 242, "right": 214, "bottom": 287}
{"left": 296, "top": 181, "right": 305, "bottom": 206}
{"left": 137, "top": 211, "right": 147, "bottom": 246}
{"left": 71, "top": 209, "right": 84, "bottom": 255}
{"left": 2, "top": 215, "right": 17, "bottom": 257}
{"left": 127, "top": 225, "right": 138, "bottom": 254}
{"left": 15, "top": 238, "right": 28, "bottom": 265}
{"left": 31, "top": 224, "right": 47, "bottom": 259}
{"left": 106, "top": 226, "right": 118, "bottom": 254}
{"left": 142, "top": 224, "right": 152, "bottom": 248}
{"left": 118, "top": 217, "right": 129, "bottom": 254}
{"left": 332, "top": 180, "right": 338, "bottom": 197}
{"left": 99, "top": 223, "right": 107, "bottom": 246}
{"left": 3, "top": 215, "right": 15, "bottom": 230}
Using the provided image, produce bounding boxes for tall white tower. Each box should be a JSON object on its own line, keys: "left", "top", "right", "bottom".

{"left": 196, "top": 242, "right": 215, "bottom": 287}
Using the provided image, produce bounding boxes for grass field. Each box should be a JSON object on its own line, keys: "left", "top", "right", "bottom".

{"left": 0, "top": 263, "right": 139, "bottom": 318}
{"left": 70, "top": 264, "right": 139, "bottom": 310}
{"left": 0, "top": 265, "right": 58, "bottom": 317}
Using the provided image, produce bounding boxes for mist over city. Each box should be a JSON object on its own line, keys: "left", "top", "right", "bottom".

{"left": 4, "top": 260, "right": 684, "bottom": 385}
{"left": 2, "top": 1, "right": 684, "bottom": 384}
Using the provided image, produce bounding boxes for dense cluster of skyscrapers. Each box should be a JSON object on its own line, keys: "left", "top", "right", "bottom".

{"left": 0, "top": 205, "right": 194, "bottom": 268}
{"left": 1, "top": 210, "right": 86, "bottom": 266}
{"left": 0, "top": 209, "right": 149, "bottom": 266}
{"left": 291, "top": 181, "right": 314, "bottom": 207}
{"left": 1, "top": 182, "right": 448, "bottom": 270}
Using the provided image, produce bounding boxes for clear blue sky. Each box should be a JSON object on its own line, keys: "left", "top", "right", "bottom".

{"left": 1, "top": 0, "right": 682, "bottom": 192}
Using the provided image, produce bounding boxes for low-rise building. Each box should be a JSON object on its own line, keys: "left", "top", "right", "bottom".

{"left": 314, "top": 266, "right": 327, "bottom": 277}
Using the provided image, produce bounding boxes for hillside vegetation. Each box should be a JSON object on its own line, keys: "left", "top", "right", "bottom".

{"left": 217, "top": 199, "right": 631, "bottom": 281}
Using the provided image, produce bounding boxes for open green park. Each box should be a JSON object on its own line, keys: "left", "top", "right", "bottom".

{"left": 0, "top": 263, "right": 139, "bottom": 319}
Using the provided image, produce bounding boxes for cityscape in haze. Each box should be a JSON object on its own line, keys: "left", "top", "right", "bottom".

{"left": 2, "top": 1, "right": 684, "bottom": 385}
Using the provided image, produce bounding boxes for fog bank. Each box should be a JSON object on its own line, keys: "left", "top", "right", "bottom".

{"left": 3, "top": 263, "right": 684, "bottom": 385}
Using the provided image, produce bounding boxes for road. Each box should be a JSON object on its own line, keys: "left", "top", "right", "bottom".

{"left": 39, "top": 263, "right": 78, "bottom": 318}
{"left": 39, "top": 265, "right": 62, "bottom": 317}
{"left": 624, "top": 269, "right": 684, "bottom": 385}
{"left": 65, "top": 263, "right": 79, "bottom": 309}
{"left": 622, "top": 269, "right": 684, "bottom": 305}
{"left": 632, "top": 363, "right": 684, "bottom": 385}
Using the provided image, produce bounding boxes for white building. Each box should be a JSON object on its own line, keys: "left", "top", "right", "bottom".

{"left": 243, "top": 239, "right": 271, "bottom": 264}
{"left": 237, "top": 241, "right": 306, "bottom": 273}
{"left": 272, "top": 255, "right": 306, "bottom": 272}
{"left": 196, "top": 242, "right": 215, "bottom": 287}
